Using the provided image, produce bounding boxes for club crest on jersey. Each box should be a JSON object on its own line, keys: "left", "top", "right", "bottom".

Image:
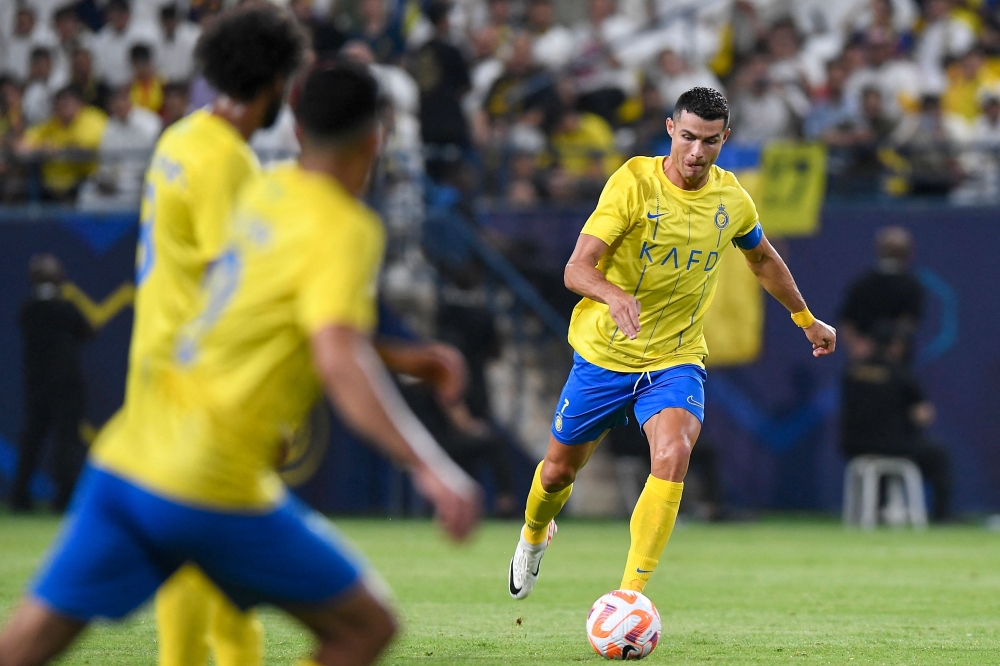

{"left": 714, "top": 203, "right": 730, "bottom": 230}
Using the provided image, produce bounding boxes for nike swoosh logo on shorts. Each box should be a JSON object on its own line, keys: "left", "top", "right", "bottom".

{"left": 646, "top": 212, "right": 667, "bottom": 220}
{"left": 687, "top": 396, "right": 704, "bottom": 409}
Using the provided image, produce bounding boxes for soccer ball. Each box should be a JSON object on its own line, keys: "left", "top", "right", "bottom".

{"left": 586, "top": 590, "right": 661, "bottom": 660}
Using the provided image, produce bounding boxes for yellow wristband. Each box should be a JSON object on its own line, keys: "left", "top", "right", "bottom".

{"left": 791, "top": 308, "right": 815, "bottom": 328}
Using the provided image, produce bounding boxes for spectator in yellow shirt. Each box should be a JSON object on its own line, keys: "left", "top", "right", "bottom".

{"left": 550, "top": 107, "right": 622, "bottom": 179}
{"left": 128, "top": 43, "right": 164, "bottom": 113}
{"left": 18, "top": 85, "right": 108, "bottom": 201}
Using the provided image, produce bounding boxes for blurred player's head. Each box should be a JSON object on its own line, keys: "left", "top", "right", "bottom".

{"left": 195, "top": 1, "right": 308, "bottom": 130}
{"left": 666, "top": 87, "right": 729, "bottom": 183}
{"left": 294, "top": 64, "right": 380, "bottom": 195}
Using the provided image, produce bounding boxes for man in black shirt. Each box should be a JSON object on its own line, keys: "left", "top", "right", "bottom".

{"left": 840, "top": 346, "right": 951, "bottom": 521}
{"left": 410, "top": 1, "right": 472, "bottom": 184}
{"left": 12, "top": 254, "right": 92, "bottom": 512}
{"left": 839, "top": 226, "right": 923, "bottom": 362}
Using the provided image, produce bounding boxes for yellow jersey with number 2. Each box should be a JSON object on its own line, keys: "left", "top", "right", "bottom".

{"left": 568, "top": 156, "right": 760, "bottom": 373}
{"left": 127, "top": 109, "right": 260, "bottom": 400}
{"left": 92, "top": 164, "right": 385, "bottom": 510}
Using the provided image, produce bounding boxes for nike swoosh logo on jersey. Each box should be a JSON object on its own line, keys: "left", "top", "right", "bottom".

{"left": 646, "top": 212, "right": 667, "bottom": 220}
{"left": 687, "top": 396, "right": 704, "bottom": 409}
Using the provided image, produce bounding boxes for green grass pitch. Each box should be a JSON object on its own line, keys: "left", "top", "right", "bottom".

{"left": 2, "top": 515, "right": 999, "bottom": 665}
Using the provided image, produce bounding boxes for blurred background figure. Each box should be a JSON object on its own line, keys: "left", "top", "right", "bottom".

{"left": 12, "top": 254, "right": 91, "bottom": 513}
{"left": 839, "top": 226, "right": 923, "bottom": 362}
{"left": 16, "top": 85, "right": 108, "bottom": 202}
{"left": 839, "top": 329, "right": 952, "bottom": 522}
{"left": 77, "top": 85, "right": 161, "bottom": 210}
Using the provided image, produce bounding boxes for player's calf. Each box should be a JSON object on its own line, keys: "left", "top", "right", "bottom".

{"left": 290, "top": 581, "right": 397, "bottom": 666}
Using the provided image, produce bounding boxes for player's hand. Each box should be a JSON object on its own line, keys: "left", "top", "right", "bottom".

{"left": 412, "top": 462, "right": 482, "bottom": 542}
{"left": 608, "top": 290, "right": 642, "bottom": 340}
{"left": 804, "top": 319, "right": 836, "bottom": 357}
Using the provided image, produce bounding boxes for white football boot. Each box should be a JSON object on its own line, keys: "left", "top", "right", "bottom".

{"left": 508, "top": 520, "right": 557, "bottom": 599}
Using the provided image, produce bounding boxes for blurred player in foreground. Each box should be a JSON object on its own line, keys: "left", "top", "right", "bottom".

{"left": 508, "top": 87, "right": 836, "bottom": 599}
{"left": 122, "top": 4, "right": 308, "bottom": 665}
{"left": 0, "top": 65, "right": 480, "bottom": 666}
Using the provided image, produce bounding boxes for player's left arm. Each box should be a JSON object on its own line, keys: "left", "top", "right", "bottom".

{"left": 739, "top": 233, "right": 836, "bottom": 358}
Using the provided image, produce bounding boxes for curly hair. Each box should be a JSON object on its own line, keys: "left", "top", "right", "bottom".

{"left": 295, "top": 63, "right": 379, "bottom": 145}
{"left": 673, "top": 87, "right": 730, "bottom": 129}
{"left": 195, "top": 1, "right": 308, "bottom": 102}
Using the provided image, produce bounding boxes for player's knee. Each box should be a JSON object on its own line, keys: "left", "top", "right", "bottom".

{"left": 650, "top": 436, "right": 693, "bottom": 467}
{"left": 540, "top": 460, "right": 577, "bottom": 492}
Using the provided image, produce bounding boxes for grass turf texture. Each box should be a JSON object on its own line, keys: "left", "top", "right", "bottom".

{"left": 1, "top": 517, "right": 999, "bottom": 664}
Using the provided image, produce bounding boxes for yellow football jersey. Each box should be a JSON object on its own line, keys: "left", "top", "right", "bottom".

{"left": 568, "top": 156, "right": 759, "bottom": 373}
{"left": 91, "top": 164, "right": 385, "bottom": 509}
{"left": 127, "top": 109, "right": 260, "bottom": 400}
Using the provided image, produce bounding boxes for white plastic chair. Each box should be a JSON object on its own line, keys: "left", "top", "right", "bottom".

{"left": 843, "top": 455, "right": 928, "bottom": 530}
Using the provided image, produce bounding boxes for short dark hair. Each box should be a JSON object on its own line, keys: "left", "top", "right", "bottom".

{"left": 129, "top": 43, "right": 153, "bottom": 64}
{"left": 54, "top": 84, "right": 84, "bottom": 103}
{"left": 54, "top": 5, "right": 78, "bottom": 23}
{"left": 160, "top": 4, "right": 178, "bottom": 21}
{"left": 106, "top": 0, "right": 130, "bottom": 14}
{"left": 295, "top": 64, "right": 379, "bottom": 146}
{"left": 30, "top": 46, "right": 51, "bottom": 62}
{"left": 195, "top": 1, "right": 308, "bottom": 102}
{"left": 673, "top": 87, "right": 730, "bottom": 129}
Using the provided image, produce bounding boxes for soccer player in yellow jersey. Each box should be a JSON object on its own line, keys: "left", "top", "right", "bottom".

{"left": 0, "top": 64, "right": 480, "bottom": 666}
{"left": 126, "top": 5, "right": 308, "bottom": 666}
{"left": 508, "top": 87, "right": 837, "bottom": 601}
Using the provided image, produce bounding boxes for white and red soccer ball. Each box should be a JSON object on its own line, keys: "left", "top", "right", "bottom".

{"left": 586, "top": 590, "right": 661, "bottom": 660}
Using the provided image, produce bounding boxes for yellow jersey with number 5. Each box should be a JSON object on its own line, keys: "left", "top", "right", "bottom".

{"left": 128, "top": 110, "right": 260, "bottom": 400}
{"left": 568, "top": 156, "right": 760, "bottom": 373}
{"left": 91, "top": 164, "right": 385, "bottom": 509}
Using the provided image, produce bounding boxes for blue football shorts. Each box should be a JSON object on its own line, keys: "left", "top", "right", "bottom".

{"left": 32, "top": 464, "right": 364, "bottom": 621}
{"left": 550, "top": 353, "right": 707, "bottom": 445}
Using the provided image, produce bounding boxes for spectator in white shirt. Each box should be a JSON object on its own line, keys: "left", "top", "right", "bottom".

{"left": 78, "top": 85, "right": 161, "bottom": 210}
{"left": 844, "top": 31, "right": 921, "bottom": 118}
{"left": 49, "top": 5, "right": 94, "bottom": 90}
{"left": 730, "top": 54, "right": 798, "bottom": 145}
{"left": 527, "top": 0, "right": 574, "bottom": 71}
{"left": 2, "top": 6, "right": 54, "bottom": 83}
{"left": 91, "top": 0, "right": 159, "bottom": 88}
{"left": 652, "top": 48, "right": 724, "bottom": 111}
{"left": 569, "top": 0, "right": 640, "bottom": 125}
{"left": 914, "top": 0, "right": 976, "bottom": 93}
{"left": 23, "top": 47, "right": 56, "bottom": 126}
{"left": 156, "top": 4, "right": 199, "bottom": 84}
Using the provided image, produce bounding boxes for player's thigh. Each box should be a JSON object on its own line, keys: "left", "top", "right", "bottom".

{"left": 190, "top": 495, "right": 367, "bottom": 614}
{"left": 550, "top": 354, "right": 634, "bottom": 446}
{"left": 31, "top": 465, "right": 176, "bottom": 621}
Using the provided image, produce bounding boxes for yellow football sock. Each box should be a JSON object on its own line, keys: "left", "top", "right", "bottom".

{"left": 207, "top": 588, "right": 264, "bottom": 666}
{"left": 523, "top": 461, "right": 573, "bottom": 545}
{"left": 620, "top": 476, "right": 684, "bottom": 593}
{"left": 156, "top": 565, "right": 263, "bottom": 666}
{"left": 156, "top": 566, "right": 212, "bottom": 666}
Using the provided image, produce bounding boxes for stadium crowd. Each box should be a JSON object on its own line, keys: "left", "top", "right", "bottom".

{"left": 3, "top": 0, "right": 1000, "bottom": 205}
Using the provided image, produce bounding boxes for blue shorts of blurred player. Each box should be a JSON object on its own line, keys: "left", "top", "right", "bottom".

{"left": 32, "top": 464, "right": 364, "bottom": 621}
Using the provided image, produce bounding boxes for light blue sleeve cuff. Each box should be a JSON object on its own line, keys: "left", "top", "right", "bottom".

{"left": 732, "top": 221, "right": 763, "bottom": 250}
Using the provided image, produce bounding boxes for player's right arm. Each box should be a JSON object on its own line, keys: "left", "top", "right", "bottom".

{"left": 565, "top": 163, "right": 643, "bottom": 339}
{"left": 312, "top": 326, "right": 480, "bottom": 541}
{"left": 299, "top": 217, "right": 480, "bottom": 542}
{"left": 565, "top": 234, "right": 642, "bottom": 340}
